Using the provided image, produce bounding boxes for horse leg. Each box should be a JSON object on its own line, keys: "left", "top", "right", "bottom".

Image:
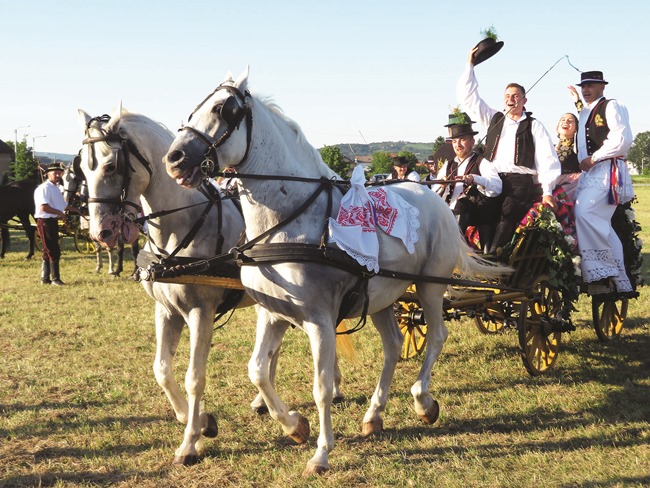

{"left": 410, "top": 282, "right": 449, "bottom": 424}
{"left": 251, "top": 346, "right": 343, "bottom": 414}
{"left": 151, "top": 304, "right": 188, "bottom": 423}
{"left": 173, "top": 307, "right": 216, "bottom": 465}
{"left": 247, "top": 310, "right": 309, "bottom": 440}
{"left": 302, "top": 320, "right": 337, "bottom": 476}
{"left": 361, "top": 307, "right": 403, "bottom": 436}
{"left": 95, "top": 248, "right": 103, "bottom": 273}
{"left": 250, "top": 345, "right": 281, "bottom": 415}
{"left": 130, "top": 240, "right": 140, "bottom": 278}
{"left": 114, "top": 242, "right": 124, "bottom": 276}
{"left": 0, "top": 226, "right": 7, "bottom": 258}
{"left": 19, "top": 213, "right": 35, "bottom": 259}
{"left": 333, "top": 355, "right": 344, "bottom": 403}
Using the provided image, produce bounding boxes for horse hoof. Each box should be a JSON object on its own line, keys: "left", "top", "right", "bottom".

{"left": 303, "top": 462, "right": 329, "bottom": 477}
{"left": 251, "top": 404, "right": 269, "bottom": 415}
{"left": 173, "top": 454, "right": 200, "bottom": 466}
{"left": 419, "top": 400, "right": 440, "bottom": 425}
{"left": 289, "top": 415, "right": 310, "bottom": 444}
{"left": 362, "top": 418, "right": 383, "bottom": 437}
{"left": 202, "top": 413, "right": 218, "bottom": 438}
{"left": 332, "top": 395, "right": 345, "bottom": 405}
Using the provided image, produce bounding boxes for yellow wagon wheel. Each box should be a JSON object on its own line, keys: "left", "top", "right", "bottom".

{"left": 474, "top": 302, "right": 506, "bottom": 334}
{"left": 74, "top": 227, "right": 97, "bottom": 254}
{"left": 35, "top": 230, "right": 43, "bottom": 252}
{"left": 394, "top": 288, "right": 428, "bottom": 360}
{"left": 517, "top": 279, "right": 563, "bottom": 376}
{"left": 592, "top": 297, "right": 628, "bottom": 342}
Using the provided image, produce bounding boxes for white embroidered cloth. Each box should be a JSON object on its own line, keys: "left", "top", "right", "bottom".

{"left": 328, "top": 165, "right": 420, "bottom": 273}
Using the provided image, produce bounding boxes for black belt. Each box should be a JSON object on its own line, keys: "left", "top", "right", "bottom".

{"left": 498, "top": 172, "right": 535, "bottom": 178}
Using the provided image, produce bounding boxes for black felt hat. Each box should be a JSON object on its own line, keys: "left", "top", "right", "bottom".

{"left": 46, "top": 162, "right": 65, "bottom": 172}
{"left": 444, "top": 111, "right": 478, "bottom": 138}
{"left": 472, "top": 37, "right": 504, "bottom": 65}
{"left": 576, "top": 70, "right": 608, "bottom": 86}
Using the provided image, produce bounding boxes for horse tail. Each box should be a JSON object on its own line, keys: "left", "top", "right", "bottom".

{"left": 453, "top": 233, "right": 511, "bottom": 281}
{"left": 335, "top": 321, "right": 358, "bottom": 363}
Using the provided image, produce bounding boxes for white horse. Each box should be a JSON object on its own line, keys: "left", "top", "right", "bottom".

{"left": 76, "top": 108, "right": 253, "bottom": 465}
{"left": 61, "top": 163, "right": 138, "bottom": 276}
{"left": 164, "top": 69, "right": 509, "bottom": 475}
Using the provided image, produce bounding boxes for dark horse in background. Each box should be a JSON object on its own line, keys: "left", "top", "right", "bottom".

{"left": 0, "top": 179, "right": 37, "bottom": 260}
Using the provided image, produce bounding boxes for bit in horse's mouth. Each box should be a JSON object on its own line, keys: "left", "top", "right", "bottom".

{"left": 175, "top": 166, "right": 201, "bottom": 188}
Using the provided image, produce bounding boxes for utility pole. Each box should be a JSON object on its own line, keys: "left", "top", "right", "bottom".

{"left": 13, "top": 125, "right": 31, "bottom": 162}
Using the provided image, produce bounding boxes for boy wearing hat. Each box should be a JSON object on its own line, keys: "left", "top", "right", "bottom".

{"left": 456, "top": 48, "right": 561, "bottom": 254}
{"left": 567, "top": 71, "right": 635, "bottom": 296}
{"left": 433, "top": 111, "right": 501, "bottom": 252}
{"left": 34, "top": 162, "right": 72, "bottom": 285}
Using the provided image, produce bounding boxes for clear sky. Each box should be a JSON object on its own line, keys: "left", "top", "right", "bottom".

{"left": 1, "top": 0, "right": 648, "bottom": 157}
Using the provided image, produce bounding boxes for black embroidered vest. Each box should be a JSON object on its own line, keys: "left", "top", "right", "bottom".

{"left": 484, "top": 111, "right": 536, "bottom": 169}
{"left": 585, "top": 98, "right": 610, "bottom": 156}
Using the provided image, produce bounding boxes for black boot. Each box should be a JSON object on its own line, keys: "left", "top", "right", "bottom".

{"left": 478, "top": 224, "right": 495, "bottom": 255}
{"left": 41, "top": 259, "right": 51, "bottom": 285}
{"left": 489, "top": 221, "right": 517, "bottom": 255}
{"left": 50, "top": 260, "right": 65, "bottom": 286}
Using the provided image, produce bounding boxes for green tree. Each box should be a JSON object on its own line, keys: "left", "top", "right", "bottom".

{"left": 430, "top": 136, "right": 447, "bottom": 157}
{"left": 368, "top": 151, "right": 394, "bottom": 175}
{"left": 7, "top": 139, "right": 39, "bottom": 181}
{"left": 627, "top": 131, "right": 650, "bottom": 174}
{"left": 319, "top": 145, "right": 350, "bottom": 177}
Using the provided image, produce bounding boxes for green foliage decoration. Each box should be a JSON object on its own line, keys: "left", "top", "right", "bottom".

{"left": 612, "top": 200, "right": 644, "bottom": 289}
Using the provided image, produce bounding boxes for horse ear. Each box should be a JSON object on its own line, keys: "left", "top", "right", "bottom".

{"left": 236, "top": 66, "right": 250, "bottom": 91}
{"left": 77, "top": 109, "right": 92, "bottom": 129}
{"left": 223, "top": 71, "right": 235, "bottom": 84}
{"left": 114, "top": 101, "right": 124, "bottom": 124}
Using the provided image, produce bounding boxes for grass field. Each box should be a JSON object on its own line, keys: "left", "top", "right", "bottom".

{"left": 1, "top": 188, "right": 649, "bottom": 487}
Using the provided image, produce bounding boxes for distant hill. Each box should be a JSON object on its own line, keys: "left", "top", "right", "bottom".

{"left": 327, "top": 142, "right": 437, "bottom": 162}
{"left": 36, "top": 152, "right": 76, "bottom": 164}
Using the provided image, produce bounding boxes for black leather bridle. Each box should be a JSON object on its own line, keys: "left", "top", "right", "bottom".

{"left": 178, "top": 83, "right": 253, "bottom": 178}
{"left": 82, "top": 114, "right": 153, "bottom": 220}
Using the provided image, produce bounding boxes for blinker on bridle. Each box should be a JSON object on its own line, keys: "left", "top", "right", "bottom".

{"left": 179, "top": 83, "right": 253, "bottom": 178}
{"left": 82, "top": 114, "right": 153, "bottom": 220}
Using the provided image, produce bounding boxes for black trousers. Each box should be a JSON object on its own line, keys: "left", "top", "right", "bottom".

{"left": 36, "top": 218, "right": 61, "bottom": 261}
{"left": 490, "top": 173, "right": 535, "bottom": 252}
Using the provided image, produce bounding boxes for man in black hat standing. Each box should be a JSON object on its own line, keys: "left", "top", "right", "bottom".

{"left": 456, "top": 47, "right": 561, "bottom": 254}
{"left": 433, "top": 111, "right": 502, "bottom": 252}
{"left": 568, "top": 71, "right": 635, "bottom": 296}
{"left": 34, "top": 162, "right": 72, "bottom": 285}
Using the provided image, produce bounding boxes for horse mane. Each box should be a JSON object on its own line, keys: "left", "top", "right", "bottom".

{"left": 256, "top": 95, "right": 329, "bottom": 172}
{"left": 105, "top": 109, "right": 175, "bottom": 142}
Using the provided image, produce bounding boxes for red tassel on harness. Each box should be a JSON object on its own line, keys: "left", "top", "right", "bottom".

{"left": 608, "top": 159, "right": 619, "bottom": 205}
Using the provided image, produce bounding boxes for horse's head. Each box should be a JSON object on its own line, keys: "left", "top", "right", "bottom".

{"left": 165, "top": 68, "right": 252, "bottom": 188}
{"left": 76, "top": 108, "right": 144, "bottom": 249}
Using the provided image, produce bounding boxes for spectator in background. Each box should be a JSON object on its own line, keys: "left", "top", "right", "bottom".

{"left": 34, "top": 162, "right": 76, "bottom": 286}
{"left": 422, "top": 156, "right": 438, "bottom": 188}
{"left": 388, "top": 156, "right": 420, "bottom": 182}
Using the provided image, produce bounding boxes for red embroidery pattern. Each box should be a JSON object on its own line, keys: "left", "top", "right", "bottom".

{"left": 368, "top": 189, "right": 399, "bottom": 234}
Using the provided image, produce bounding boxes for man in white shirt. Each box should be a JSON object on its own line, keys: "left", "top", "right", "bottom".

{"left": 457, "top": 47, "right": 561, "bottom": 254}
{"left": 34, "top": 162, "right": 72, "bottom": 285}
{"left": 433, "top": 111, "right": 502, "bottom": 252}
{"left": 568, "top": 71, "right": 635, "bottom": 296}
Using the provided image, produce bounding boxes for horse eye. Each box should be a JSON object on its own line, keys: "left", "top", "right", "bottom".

{"left": 211, "top": 103, "right": 224, "bottom": 115}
